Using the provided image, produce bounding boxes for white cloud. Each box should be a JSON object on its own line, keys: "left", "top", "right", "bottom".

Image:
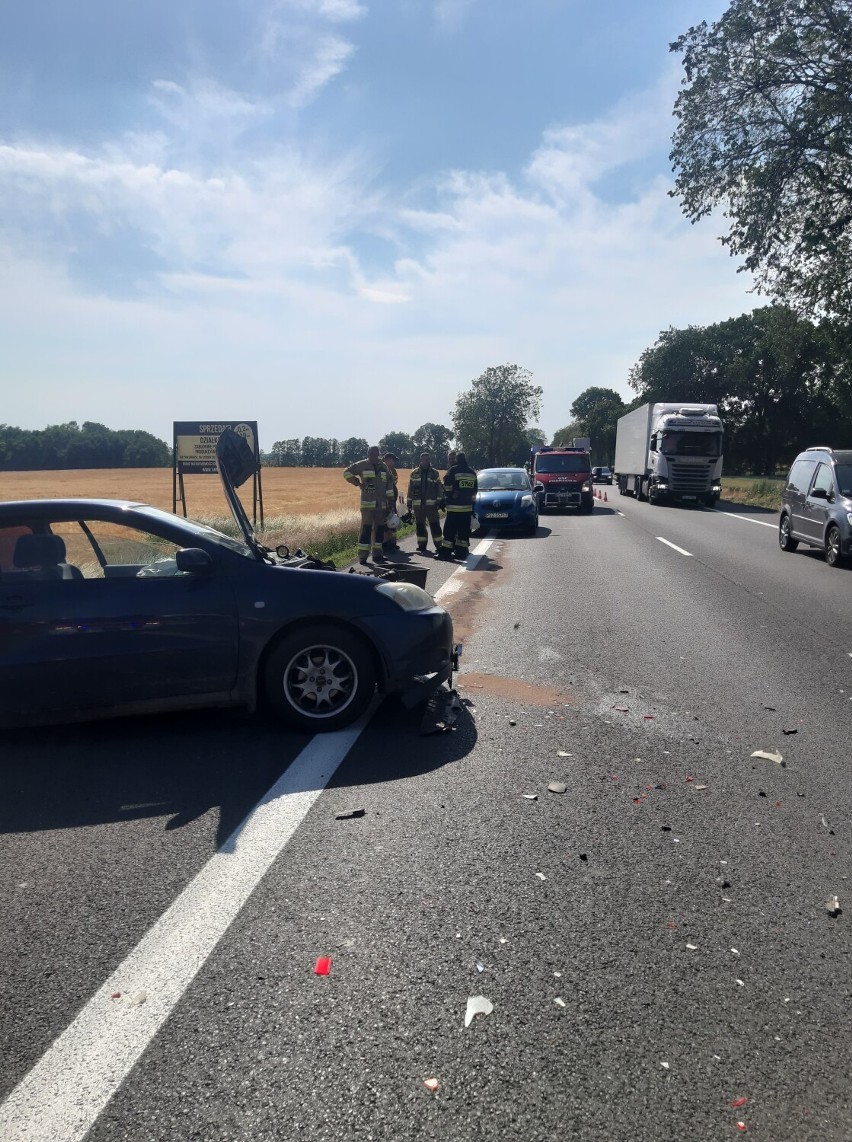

{"left": 0, "top": 66, "right": 759, "bottom": 442}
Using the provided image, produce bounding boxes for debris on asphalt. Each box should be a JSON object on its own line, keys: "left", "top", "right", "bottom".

{"left": 464, "top": 995, "right": 494, "bottom": 1027}
{"left": 661, "top": 825, "right": 672, "bottom": 832}
{"left": 782, "top": 728, "right": 798, "bottom": 735}
{"left": 128, "top": 991, "right": 147, "bottom": 1007}
{"left": 420, "top": 688, "right": 462, "bottom": 734}
{"left": 513, "top": 622, "right": 521, "bottom": 629}
{"left": 619, "top": 688, "right": 629, "bottom": 694}
{"left": 826, "top": 895, "right": 842, "bottom": 917}
{"left": 314, "top": 957, "right": 332, "bottom": 976}
{"left": 335, "top": 808, "right": 366, "bottom": 820}
{"left": 764, "top": 705, "right": 776, "bottom": 711}
{"left": 557, "top": 750, "right": 572, "bottom": 757}
{"left": 644, "top": 715, "right": 655, "bottom": 720}
{"left": 423, "top": 1078, "right": 440, "bottom": 1093}
{"left": 554, "top": 997, "right": 566, "bottom": 1008}
{"left": 660, "top": 1061, "right": 670, "bottom": 1070}
{"left": 509, "top": 719, "right": 517, "bottom": 726}
{"left": 579, "top": 853, "right": 588, "bottom": 862}
{"left": 737, "top": 1122, "right": 747, "bottom": 1132}
{"left": 535, "top": 872, "right": 547, "bottom": 880}
{"left": 821, "top": 814, "right": 834, "bottom": 834}
{"left": 736, "top": 979, "right": 744, "bottom": 986}
{"left": 686, "top": 943, "right": 698, "bottom": 950}
{"left": 548, "top": 781, "right": 568, "bottom": 794}
{"left": 522, "top": 794, "right": 538, "bottom": 801}
{"left": 110, "top": 992, "right": 121, "bottom": 1000}
{"left": 612, "top": 705, "right": 629, "bottom": 713}
{"left": 554, "top": 971, "right": 562, "bottom": 977}
{"left": 751, "top": 749, "right": 784, "bottom": 764}
{"left": 731, "top": 1098, "right": 748, "bottom": 1109}
{"left": 476, "top": 962, "right": 485, "bottom": 973}
{"left": 696, "top": 784, "right": 708, "bottom": 790}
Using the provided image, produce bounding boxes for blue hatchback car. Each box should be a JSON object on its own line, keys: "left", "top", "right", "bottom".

{"left": 473, "top": 468, "right": 539, "bottom": 535}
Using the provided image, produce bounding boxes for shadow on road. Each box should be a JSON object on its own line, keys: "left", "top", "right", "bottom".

{"left": 0, "top": 695, "right": 477, "bottom": 847}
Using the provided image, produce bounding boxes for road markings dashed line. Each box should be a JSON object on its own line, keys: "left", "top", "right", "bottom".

{"left": 709, "top": 508, "right": 777, "bottom": 529}
{"left": 0, "top": 551, "right": 485, "bottom": 1142}
{"left": 656, "top": 537, "right": 693, "bottom": 557}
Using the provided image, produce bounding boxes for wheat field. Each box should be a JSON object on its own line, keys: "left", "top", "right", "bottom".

{"left": 0, "top": 467, "right": 416, "bottom": 560}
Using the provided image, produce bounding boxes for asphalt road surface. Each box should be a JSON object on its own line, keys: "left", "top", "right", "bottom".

{"left": 2, "top": 495, "right": 851, "bottom": 1141}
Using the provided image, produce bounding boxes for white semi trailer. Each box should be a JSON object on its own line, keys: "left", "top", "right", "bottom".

{"left": 613, "top": 403, "right": 724, "bottom": 506}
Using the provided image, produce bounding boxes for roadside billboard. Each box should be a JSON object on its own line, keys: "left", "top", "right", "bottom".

{"left": 172, "top": 420, "right": 263, "bottom": 523}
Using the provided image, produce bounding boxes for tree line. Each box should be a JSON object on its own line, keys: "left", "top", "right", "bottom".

{"left": 555, "top": 306, "right": 852, "bottom": 475}
{"left": 0, "top": 421, "right": 170, "bottom": 471}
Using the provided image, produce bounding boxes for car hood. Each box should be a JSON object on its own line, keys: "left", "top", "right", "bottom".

{"left": 476, "top": 490, "right": 530, "bottom": 506}
{"left": 216, "top": 427, "right": 263, "bottom": 552}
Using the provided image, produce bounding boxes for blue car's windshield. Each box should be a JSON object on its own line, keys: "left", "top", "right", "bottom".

{"left": 137, "top": 507, "right": 255, "bottom": 558}
{"left": 478, "top": 472, "right": 530, "bottom": 491}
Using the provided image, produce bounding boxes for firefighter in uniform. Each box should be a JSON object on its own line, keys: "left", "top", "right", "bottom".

{"left": 344, "top": 446, "right": 396, "bottom": 565}
{"left": 406, "top": 451, "right": 445, "bottom": 554}
{"left": 382, "top": 451, "right": 401, "bottom": 554}
{"left": 439, "top": 451, "right": 477, "bottom": 560}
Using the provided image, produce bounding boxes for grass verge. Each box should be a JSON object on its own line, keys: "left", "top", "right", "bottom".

{"left": 720, "top": 476, "right": 784, "bottom": 512}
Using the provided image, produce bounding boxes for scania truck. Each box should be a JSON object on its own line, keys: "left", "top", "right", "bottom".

{"left": 613, "top": 403, "right": 723, "bottom": 506}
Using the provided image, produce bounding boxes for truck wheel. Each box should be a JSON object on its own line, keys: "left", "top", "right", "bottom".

{"left": 637, "top": 479, "right": 647, "bottom": 502}
{"left": 263, "top": 625, "right": 376, "bottom": 731}
{"left": 826, "top": 524, "right": 845, "bottom": 567}
{"left": 778, "top": 515, "right": 798, "bottom": 553}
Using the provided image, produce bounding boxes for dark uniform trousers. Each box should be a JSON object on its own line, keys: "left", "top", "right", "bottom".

{"left": 414, "top": 506, "right": 442, "bottom": 551}
{"left": 441, "top": 509, "right": 472, "bottom": 556}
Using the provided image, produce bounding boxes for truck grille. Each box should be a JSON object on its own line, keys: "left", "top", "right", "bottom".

{"left": 670, "top": 463, "right": 712, "bottom": 492}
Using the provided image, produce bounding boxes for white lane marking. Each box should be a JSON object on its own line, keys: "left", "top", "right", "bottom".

{"left": 709, "top": 508, "right": 777, "bottom": 529}
{"left": 433, "top": 535, "right": 496, "bottom": 602}
{"left": 0, "top": 716, "right": 372, "bottom": 1142}
{"left": 657, "top": 537, "right": 693, "bottom": 557}
{"left": 615, "top": 509, "right": 625, "bottom": 517}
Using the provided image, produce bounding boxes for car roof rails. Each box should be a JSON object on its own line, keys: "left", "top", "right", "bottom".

{"left": 804, "top": 446, "right": 834, "bottom": 453}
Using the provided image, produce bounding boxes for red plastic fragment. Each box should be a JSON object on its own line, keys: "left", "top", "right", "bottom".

{"left": 666, "top": 922, "right": 678, "bottom": 929}
{"left": 633, "top": 798, "right": 641, "bottom": 804}
{"left": 685, "top": 776, "right": 694, "bottom": 783}
{"left": 314, "top": 957, "right": 332, "bottom": 976}
{"left": 644, "top": 715, "right": 655, "bottom": 720}
{"left": 731, "top": 1097, "right": 748, "bottom": 1109}
{"left": 110, "top": 992, "right": 121, "bottom": 1000}
{"left": 736, "top": 1123, "right": 747, "bottom": 1133}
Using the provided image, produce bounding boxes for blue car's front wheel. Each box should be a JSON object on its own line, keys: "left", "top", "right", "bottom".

{"left": 263, "top": 625, "right": 376, "bottom": 731}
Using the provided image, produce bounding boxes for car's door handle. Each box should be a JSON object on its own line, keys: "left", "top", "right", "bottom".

{"left": 0, "top": 596, "right": 33, "bottom": 610}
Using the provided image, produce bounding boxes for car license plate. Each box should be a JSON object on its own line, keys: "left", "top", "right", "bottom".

{"left": 485, "top": 512, "right": 509, "bottom": 518}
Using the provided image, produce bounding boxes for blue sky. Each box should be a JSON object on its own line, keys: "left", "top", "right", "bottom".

{"left": 0, "top": 0, "right": 750, "bottom": 448}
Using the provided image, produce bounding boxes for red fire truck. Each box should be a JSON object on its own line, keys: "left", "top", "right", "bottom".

{"left": 530, "top": 444, "right": 594, "bottom": 514}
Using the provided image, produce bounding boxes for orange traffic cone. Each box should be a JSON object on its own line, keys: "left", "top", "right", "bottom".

{"left": 604, "top": 491, "right": 608, "bottom": 502}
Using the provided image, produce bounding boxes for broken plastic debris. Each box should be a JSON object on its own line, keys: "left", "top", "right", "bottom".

{"left": 509, "top": 719, "right": 517, "bottom": 726}
{"left": 464, "top": 995, "right": 494, "bottom": 1027}
{"left": 110, "top": 992, "right": 121, "bottom": 1000}
{"left": 535, "top": 872, "right": 547, "bottom": 880}
{"left": 548, "top": 781, "right": 568, "bottom": 794}
{"left": 554, "top": 971, "right": 562, "bottom": 977}
{"left": 553, "top": 997, "right": 566, "bottom": 1008}
{"left": 643, "top": 715, "right": 655, "bottom": 720}
{"left": 737, "top": 1122, "right": 747, "bottom": 1132}
{"left": 522, "top": 794, "right": 538, "bottom": 800}
{"left": 695, "top": 784, "right": 707, "bottom": 790}
{"left": 660, "top": 1061, "right": 670, "bottom": 1070}
{"left": 782, "top": 728, "right": 798, "bottom": 735}
{"left": 423, "top": 1078, "right": 440, "bottom": 1093}
{"left": 731, "top": 1097, "right": 748, "bottom": 1109}
{"left": 128, "top": 991, "right": 147, "bottom": 1007}
{"left": 557, "top": 750, "right": 572, "bottom": 757}
{"left": 314, "top": 957, "right": 332, "bottom": 976}
{"left": 686, "top": 943, "right": 698, "bottom": 950}
{"left": 736, "top": 979, "right": 744, "bottom": 986}
{"left": 612, "top": 705, "right": 629, "bottom": 713}
{"left": 335, "top": 808, "right": 365, "bottom": 820}
{"left": 826, "top": 895, "right": 842, "bottom": 916}
{"left": 751, "top": 749, "right": 783, "bottom": 764}
{"left": 476, "top": 962, "right": 485, "bottom": 973}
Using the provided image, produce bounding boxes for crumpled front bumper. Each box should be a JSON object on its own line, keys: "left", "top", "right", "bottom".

{"left": 361, "top": 607, "right": 457, "bottom": 707}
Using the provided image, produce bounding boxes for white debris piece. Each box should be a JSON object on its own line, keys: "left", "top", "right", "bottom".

{"left": 751, "top": 749, "right": 783, "bottom": 764}
{"left": 826, "top": 895, "right": 842, "bottom": 916}
{"left": 554, "top": 997, "right": 566, "bottom": 1008}
{"left": 464, "top": 995, "right": 494, "bottom": 1028}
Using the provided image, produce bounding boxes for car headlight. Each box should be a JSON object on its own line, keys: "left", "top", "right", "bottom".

{"left": 657, "top": 481, "right": 668, "bottom": 489}
{"left": 521, "top": 495, "right": 534, "bottom": 506}
{"left": 712, "top": 485, "right": 721, "bottom": 492}
{"left": 374, "top": 581, "right": 435, "bottom": 611}
{"left": 581, "top": 482, "right": 591, "bottom": 492}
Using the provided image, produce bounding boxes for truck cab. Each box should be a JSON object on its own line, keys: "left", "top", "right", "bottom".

{"left": 532, "top": 445, "right": 594, "bottom": 514}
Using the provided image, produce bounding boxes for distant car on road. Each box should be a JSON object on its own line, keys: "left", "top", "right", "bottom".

{"left": 592, "top": 466, "right": 613, "bottom": 484}
{"left": 779, "top": 446, "right": 852, "bottom": 567}
{"left": 473, "top": 468, "right": 539, "bottom": 535}
{"left": 0, "top": 432, "right": 457, "bottom": 732}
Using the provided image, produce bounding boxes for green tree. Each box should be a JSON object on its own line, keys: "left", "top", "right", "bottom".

{"left": 339, "top": 437, "right": 369, "bottom": 465}
{"left": 568, "top": 387, "right": 626, "bottom": 465}
{"left": 452, "top": 364, "right": 542, "bottom": 467}
{"left": 378, "top": 431, "right": 415, "bottom": 466}
{"left": 670, "top": 0, "right": 852, "bottom": 317}
{"left": 550, "top": 420, "right": 583, "bottom": 446}
{"left": 412, "top": 422, "right": 453, "bottom": 466}
{"left": 267, "top": 439, "right": 302, "bottom": 466}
